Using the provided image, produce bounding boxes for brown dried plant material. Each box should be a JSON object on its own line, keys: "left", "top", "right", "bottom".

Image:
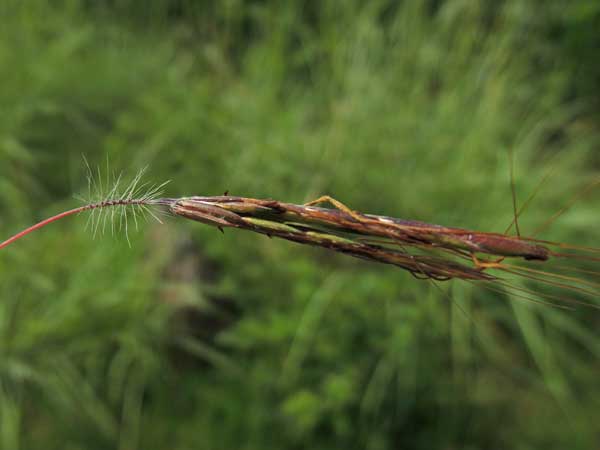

{"left": 2, "top": 192, "right": 599, "bottom": 310}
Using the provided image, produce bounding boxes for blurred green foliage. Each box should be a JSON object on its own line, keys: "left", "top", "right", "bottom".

{"left": 1, "top": 1, "right": 599, "bottom": 449}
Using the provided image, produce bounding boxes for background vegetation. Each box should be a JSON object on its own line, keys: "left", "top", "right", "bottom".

{"left": 1, "top": 1, "right": 599, "bottom": 449}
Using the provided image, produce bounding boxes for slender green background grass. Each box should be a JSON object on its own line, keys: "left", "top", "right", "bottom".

{"left": 1, "top": 1, "right": 599, "bottom": 449}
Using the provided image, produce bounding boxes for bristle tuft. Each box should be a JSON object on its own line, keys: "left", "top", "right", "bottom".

{"left": 76, "top": 162, "right": 170, "bottom": 244}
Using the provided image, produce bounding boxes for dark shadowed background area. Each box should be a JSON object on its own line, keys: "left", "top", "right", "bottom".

{"left": 1, "top": 1, "right": 599, "bottom": 449}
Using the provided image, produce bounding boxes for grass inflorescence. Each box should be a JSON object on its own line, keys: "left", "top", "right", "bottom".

{"left": 1, "top": 2, "right": 599, "bottom": 449}
{"left": 2, "top": 178, "right": 599, "bottom": 311}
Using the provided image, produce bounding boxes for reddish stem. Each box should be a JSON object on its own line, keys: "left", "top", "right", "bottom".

{"left": 0, "top": 205, "right": 91, "bottom": 250}
{"left": 0, "top": 198, "right": 158, "bottom": 250}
